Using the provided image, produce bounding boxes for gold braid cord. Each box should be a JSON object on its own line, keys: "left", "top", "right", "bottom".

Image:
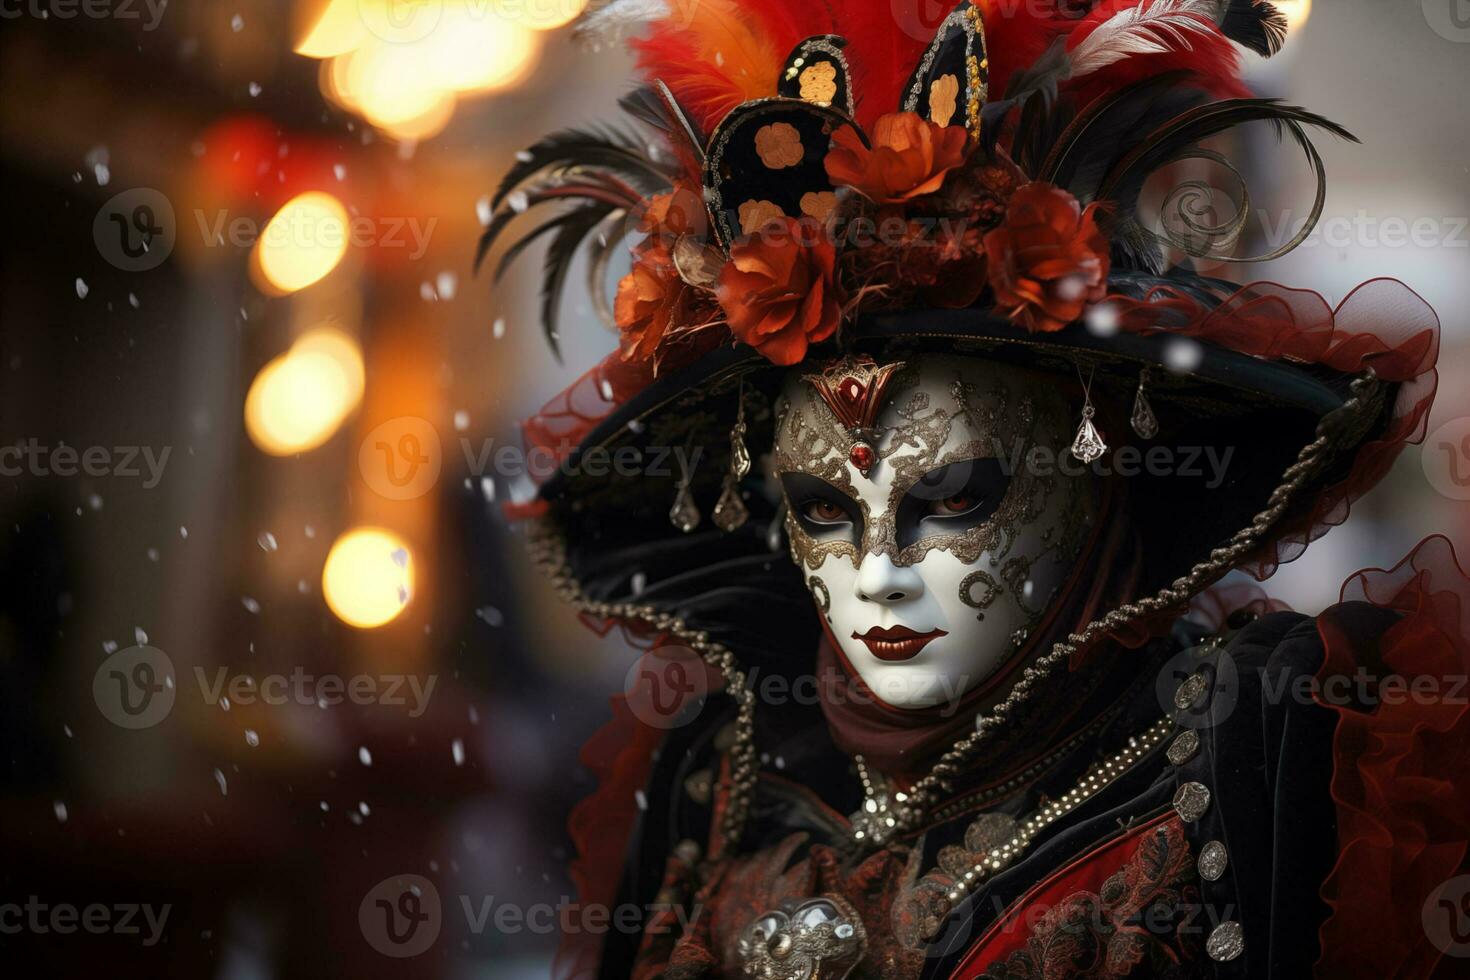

{"left": 524, "top": 522, "right": 759, "bottom": 849}
{"left": 525, "top": 371, "right": 1382, "bottom": 853}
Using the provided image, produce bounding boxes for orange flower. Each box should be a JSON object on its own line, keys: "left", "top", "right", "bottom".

{"left": 984, "top": 183, "right": 1111, "bottom": 333}
{"left": 716, "top": 218, "right": 842, "bottom": 366}
{"left": 615, "top": 242, "right": 687, "bottom": 362}
{"left": 638, "top": 185, "right": 708, "bottom": 241}
{"left": 824, "top": 112, "right": 970, "bottom": 204}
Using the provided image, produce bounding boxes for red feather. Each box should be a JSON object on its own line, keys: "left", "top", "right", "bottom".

{"left": 979, "top": 0, "right": 1095, "bottom": 101}
{"left": 633, "top": 0, "right": 809, "bottom": 135}
{"left": 821, "top": 0, "right": 933, "bottom": 130}
{"left": 631, "top": 0, "right": 1252, "bottom": 139}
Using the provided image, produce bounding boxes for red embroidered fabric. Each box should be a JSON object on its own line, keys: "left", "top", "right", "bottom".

{"left": 952, "top": 813, "right": 1204, "bottom": 978}
{"left": 1313, "top": 536, "right": 1470, "bottom": 980}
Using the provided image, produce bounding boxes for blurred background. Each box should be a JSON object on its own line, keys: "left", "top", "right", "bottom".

{"left": 0, "top": 0, "right": 1465, "bottom": 976}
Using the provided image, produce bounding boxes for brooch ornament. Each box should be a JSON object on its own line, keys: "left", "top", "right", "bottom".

{"left": 738, "top": 895, "right": 867, "bottom": 980}
{"left": 802, "top": 355, "right": 904, "bottom": 477}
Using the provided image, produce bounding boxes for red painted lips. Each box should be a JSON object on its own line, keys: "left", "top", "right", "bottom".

{"left": 852, "top": 625, "right": 949, "bottom": 662}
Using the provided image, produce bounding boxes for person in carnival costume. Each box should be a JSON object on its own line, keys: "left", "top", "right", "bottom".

{"left": 481, "top": 1, "right": 1464, "bottom": 977}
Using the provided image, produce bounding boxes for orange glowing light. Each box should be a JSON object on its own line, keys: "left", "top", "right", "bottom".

{"left": 322, "top": 528, "right": 415, "bottom": 628}
{"left": 504, "top": 0, "right": 588, "bottom": 31}
{"left": 255, "top": 191, "right": 350, "bottom": 294}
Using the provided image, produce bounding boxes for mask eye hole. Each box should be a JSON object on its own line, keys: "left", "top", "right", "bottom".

{"left": 802, "top": 500, "right": 849, "bottom": 525}
{"left": 896, "top": 457, "right": 1010, "bottom": 549}
{"left": 928, "top": 493, "right": 981, "bottom": 518}
{"left": 780, "top": 472, "right": 862, "bottom": 539}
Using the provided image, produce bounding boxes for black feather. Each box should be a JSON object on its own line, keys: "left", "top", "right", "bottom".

{"left": 490, "top": 125, "right": 674, "bottom": 210}
{"left": 1219, "top": 0, "right": 1288, "bottom": 58}
{"left": 494, "top": 208, "right": 609, "bottom": 282}
{"left": 539, "top": 207, "right": 614, "bottom": 361}
{"left": 1096, "top": 99, "right": 1356, "bottom": 214}
{"left": 618, "top": 82, "right": 706, "bottom": 161}
{"left": 1040, "top": 73, "right": 1210, "bottom": 203}
{"left": 982, "top": 37, "right": 1071, "bottom": 157}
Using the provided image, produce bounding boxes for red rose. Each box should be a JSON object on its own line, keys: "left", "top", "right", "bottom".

{"left": 615, "top": 242, "right": 687, "bottom": 362}
{"left": 716, "top": 218, "right": 842, "bottom": 366}
{"left": 824, "top": 112, "right": 970, "bottom": 204}
{"left": 984, "top": 183, "right": 1110, "bottom": 333}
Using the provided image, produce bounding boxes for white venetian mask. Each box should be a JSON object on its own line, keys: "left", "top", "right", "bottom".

{"left": 773, "top": 353, "right": 1097, "bottom": 710}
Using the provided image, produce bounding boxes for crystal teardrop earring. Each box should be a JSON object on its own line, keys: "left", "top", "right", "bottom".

{"left": 669, "top": 435, "right": 701, "bottom": 532}
{"left": 1070, "top": 365, "right": 1108, "bottom": 464}
{"left": 713, "top": 382, "right": 751, "bottom": 532}
{"left": 1130, "top": 367, "right": 1159, "bottom": 439}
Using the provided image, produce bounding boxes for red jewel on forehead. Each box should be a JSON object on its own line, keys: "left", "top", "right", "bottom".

{"left": 802, "top": 355, "right": 905, "bottom": 481}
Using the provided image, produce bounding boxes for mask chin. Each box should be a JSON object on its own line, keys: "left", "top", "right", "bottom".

{"left": 777, "top": 354, "right": 1098, "bottom": 712}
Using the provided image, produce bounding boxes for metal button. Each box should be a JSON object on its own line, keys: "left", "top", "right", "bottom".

{"left": 1207, "top": 920, "right": 1245, "bottom": 962}
{"left": 1198, "top": 840, "right": 1228, "bottom": 881}
{"left": 1166, "top": 729, "right": 1200, "bottom": 766}
{"left": 1173, "top": 781, "right": 1211, "bottom": 822}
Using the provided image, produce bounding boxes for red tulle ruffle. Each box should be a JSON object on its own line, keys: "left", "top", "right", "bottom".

{"left": 1313, "top": 536, "right": 1470, "bottom": 980}
{"left": 1109, "top": 278, "right": 1440, "bottom": 578}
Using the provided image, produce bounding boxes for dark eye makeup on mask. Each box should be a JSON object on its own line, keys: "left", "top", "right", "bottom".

{"left": 781, "top": 457, "right": 1011, "bottom": 548}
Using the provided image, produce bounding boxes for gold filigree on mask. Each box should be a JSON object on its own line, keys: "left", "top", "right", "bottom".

{"left": 959, "top": 569, "right": 1001, "bottom": 620}
{"left": 775, "top": 360, "right": 1092, "bottom": 617}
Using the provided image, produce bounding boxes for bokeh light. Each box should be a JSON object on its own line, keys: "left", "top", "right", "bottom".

{"left": 300, "top": 0, "right": 543, "bottom": 141}
{"left": 1276, "top": 0, "right": 1311, "bottom": 32}
{"left": 243, "top": 330, "right": 364, "bottom": 455}
{"left": 321, "top": 527, "right": 415, "bottom": 628}
{"left": 254, "top": 191, "right": 350, "bottom": 294}
{"left": 505, "top": 0, "right": 589, "bottom": 32}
